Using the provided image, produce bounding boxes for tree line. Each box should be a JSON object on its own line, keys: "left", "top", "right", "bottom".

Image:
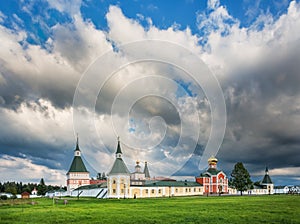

{"left": 0, "top": 178, "right": 66, "bottom": 196}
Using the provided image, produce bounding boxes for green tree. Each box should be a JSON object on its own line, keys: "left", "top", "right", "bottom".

{"left": 5, "top": 182, "right": 17, "bottom": 195}
{"left": 231, "top": 162, "right": 253, "bottom": 195}
{"left": 0, "top": 182, "right": 4, "bottom": 192}
{"left": 37, "top": 178, "right": 47, "bottom": 196}
{"left": 40, "top": 178, "right": 45, "bottom": 186}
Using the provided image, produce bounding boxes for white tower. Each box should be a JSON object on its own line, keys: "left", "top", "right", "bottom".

{"left": 261, "top": 167, "right": 274, "bottom": 194}
{"left": 66, "top": 137, "right": 90, "bottom": 193}
{"left": 107, "top": 138, "right": 130, "bottom": 199}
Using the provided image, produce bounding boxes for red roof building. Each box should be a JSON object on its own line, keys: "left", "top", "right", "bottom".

{"left": 21, "top": 191, "right": 30, "bottom": 199}
{"left": 195, "top": 156, "right": 228, "bottom": 194}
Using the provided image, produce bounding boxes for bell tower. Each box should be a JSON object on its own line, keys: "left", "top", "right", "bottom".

{"left": 66, "top": 135, "right": 90, "bottom": 194}
{"left": 107, "top": 137, "right": 131, "bottom": 198}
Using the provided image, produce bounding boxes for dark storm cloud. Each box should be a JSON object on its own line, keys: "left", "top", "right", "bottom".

{"left": 0, "top": 137, "right": 72, "bottom": 170}
{"left": 218, "top": 39, "right": 300, "bottom": 179}
{"left": 131, "top": 96, "right": 181, "bottom": 126}
{"left": 0, "top": 72, "right": 76, "bottom": 110}
{"left": 173, "top": 144, "right": 205, "bottom": 176}
{"left": 96, "top": 93, "right": 182, "bottom": 125}
{"left": 173, "top": 153, "right": 201, "bottom": 176}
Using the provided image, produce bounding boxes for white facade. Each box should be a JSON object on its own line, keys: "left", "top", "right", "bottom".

{"left": 107, "top": 174, "right": 131, "bottom": 199}
{"left": 67, "top": 172, "right": 90, "bottom": 192}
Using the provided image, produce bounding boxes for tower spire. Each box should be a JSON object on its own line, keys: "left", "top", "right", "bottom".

{"left": 116, "top": 136, "right": 122, "bottom": 158}
{"left": 265, "top": 166, "right": 269, "bottom": 174}
{"left": 75, "top": 133, "right": 80, "bottom": 151}
{"left": 74, "top": 134, "right": 81, "bottom": 156}
{"left": 262, "top": 166, "right": 273, "bottom": 184}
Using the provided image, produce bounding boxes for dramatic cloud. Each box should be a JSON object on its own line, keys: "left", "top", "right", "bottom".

{"left": 0, "top": 155, "right": 65, "bottom": 185}
{"left": 200, "top": 0, "right": 300, "bottom": 181}
{"left": 0, "top": 0, "right": 299, "bottom": 185}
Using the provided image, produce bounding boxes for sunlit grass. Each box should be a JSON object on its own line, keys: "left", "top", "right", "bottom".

{"left": 0, "top": 195, "right": 299, "bottom": 223}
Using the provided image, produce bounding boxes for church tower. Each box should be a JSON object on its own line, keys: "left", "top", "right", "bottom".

{"left": 261, "top": 166, "right": 274, "bottom": 194}
{"left": 208, "top": 156, "right": 218, "bottom": 170}
{"left": 66, "top": 136, "right": 90, "bottom": 193}
{"left": 107, "top": 138, "right": 130, "bottom": 198}
{"left": 195, "top": 156, "right": 228, "bottom": 194}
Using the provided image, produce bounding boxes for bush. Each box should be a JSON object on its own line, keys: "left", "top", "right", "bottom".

{"left": 11, "top": 194, "right": 17, "bottom": 199}
{"left": 0, "top": 195, "right": 8, "bottom": 200}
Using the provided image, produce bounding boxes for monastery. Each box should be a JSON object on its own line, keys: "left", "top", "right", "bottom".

{"left": 66, "top": 138, "right": 274, "bottom": 198}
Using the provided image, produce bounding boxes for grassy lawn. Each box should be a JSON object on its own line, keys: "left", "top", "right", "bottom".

{"left": 0, "top": 195, "right": 299, "bottom": 224}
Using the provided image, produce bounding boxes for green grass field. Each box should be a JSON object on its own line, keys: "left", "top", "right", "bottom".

{"left": 0, "top": 195, "right": 299, "bottom": 224}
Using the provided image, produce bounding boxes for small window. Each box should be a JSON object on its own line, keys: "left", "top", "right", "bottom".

{"left": 121, "top": 189, "right": 124, "bottom": 193}
{"left": 112, "top": 189, "right": 116, "bottom": 193}
{"left": 113, "top": 180, "right": 116, "bottom": 184}
{"left": 151, "top": 189, "right": 155, "bottom": 194}
{"left": 158, "top": 189, "right": 161, "bottom": 194}
{"left": 175, "top": 188, "right": 178, "bottom": 193}
{"left": 146, "top": 189, "right": 148, "bottom": 193}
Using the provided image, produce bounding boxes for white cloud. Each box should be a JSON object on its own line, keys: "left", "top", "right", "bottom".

{"left": 52, "top": 15, "right": 112, "bottom": 72}
{"left": 198, "top": 1, "right": 300, "bottom": 79}
{"left": 0, "top": 99, "right": 74, "bottom": 147}
{"left": 253, "top": 167, "right": 300, "bottom": 177}
{"left": 106, "top": 5, "right": 200, "bottom": 54}
{"left": 12, "top": 13, "right": 24, "bottom": 26}
{"left": 0, "top": 11, "right": 6, "bottom": 23}
{"left": 47, "top": 0, "right": 82, "bottom": 16}
{"left": 0, "top": 155, "right": 66, "bottom": 185}
{"left": 106, "top": 6, "right": 147, "bottom": 44}
{"left": 1, "top": 0, "right": 300, "bottom": 184}
{"left": 207, "top": 0, "right": 220, "bottom": 10}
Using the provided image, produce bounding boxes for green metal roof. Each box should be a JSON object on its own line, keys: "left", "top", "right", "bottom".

{"left": 261, "top": 167, "right": 273, "bottom": 184}
{"left": 68, "top": 156, "right": 88, "bottom": 173}
{"left": 262, "top": 174, "right": 273, "bottom": 184}
{"left": 108, "top": 158, "right": 130, "bottom": 175}
{"left": 207, "top": 168, "right": 221, "bottom": 175}
{"left": 199, "top": 168, "right": 221, "bottom": 177}
{"left": 144, "top": 180, "right": 202, "bottom": 187}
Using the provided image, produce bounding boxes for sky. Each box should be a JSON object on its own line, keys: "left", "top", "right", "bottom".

{"left": 0, "top": 0, "right": 300, "bottom": 187}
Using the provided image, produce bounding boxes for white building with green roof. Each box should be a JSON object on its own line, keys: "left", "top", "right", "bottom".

{"left": 107, "top": 138, "right": 131, "bottom": 199}
{"left": 68, "top": 138, "right": 205, "bottom": 198}
{"left": 66, "top": 137, "right": 90, "bottom": 193}
{"left": 66, "top": 137, "right": 277, "bottom": 198}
